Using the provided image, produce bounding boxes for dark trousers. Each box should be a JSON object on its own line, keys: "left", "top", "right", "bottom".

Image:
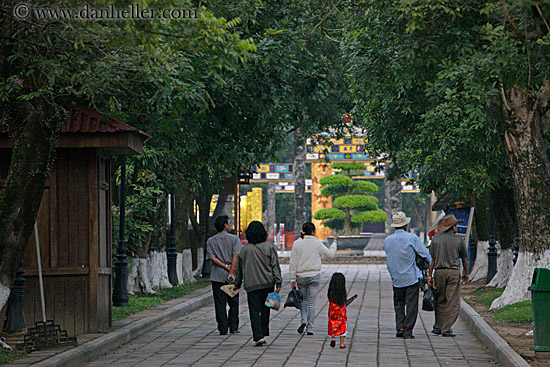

{"left": 392, "top": 282, "right": 419, "bottom": 336}
{"left": 247, "top": 287, "right": 273, "bottom": 342}
{"left": 212, "top": 281, "right": 239, "bottom": 334}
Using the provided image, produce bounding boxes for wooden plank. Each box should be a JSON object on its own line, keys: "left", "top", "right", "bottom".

{"left": 54, "top": 276, "right": 64, "bottom": 331}
{"left": 23, "top": 277, "right": 36, "bottom": 327}
{"left": 49, "top": 166, "right": 58, "bottom": 269}
{"left": 64, "top": 276, "right": 75, "bottom": 336}
{"left": 68, "top": 151, "right": 79, "bottom": 267}
{"left": 106, "top": 159, "right": 113, "bottom": 268}
{"left": 24, "top": 267, "right": 89, "bottom": 276}
{"left": 74, "top": 276, "right": 86, "bottom": 336}
{"left": 78, "top": 153, "right": 89, "bottom": 267}
{"left": 57, "top": 132, "right": 144, "bottom": 154}
{"left": 98, "top": 158, "right": 107, "bottom": 268}
{"left": 45, "top": 276, "right": 55, "bottom": 322}
{"left": 57, "top": 154, "right": 69, "bottom": 268}
{"left": 38, "top": 188, "right": 51, "bottom": 269}
{"left": 88, "top": 153, "right": 99, "bottom": 332}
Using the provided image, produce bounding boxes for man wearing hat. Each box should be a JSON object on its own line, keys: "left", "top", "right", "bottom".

{"left": 427, "top": 214, "right": 469, "bottom": 337}
{"left": 384, "top": 211, "right": 431, "bottom": 339}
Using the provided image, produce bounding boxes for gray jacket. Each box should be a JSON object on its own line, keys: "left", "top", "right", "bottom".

{"left": 235, "top": 241, "right": 282, "bottom": 292}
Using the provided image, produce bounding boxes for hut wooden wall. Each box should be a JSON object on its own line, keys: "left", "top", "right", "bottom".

{"left": 0, "top": 148, "right": 112, "bottom": 336}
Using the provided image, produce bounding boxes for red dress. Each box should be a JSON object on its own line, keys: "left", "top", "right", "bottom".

{"left": 328, "top": 302, "right": 347, "bottom": 336}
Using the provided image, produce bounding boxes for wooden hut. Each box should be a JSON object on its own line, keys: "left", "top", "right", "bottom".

{"left": 0, "top": 104, "right": 148, "bottom": 336}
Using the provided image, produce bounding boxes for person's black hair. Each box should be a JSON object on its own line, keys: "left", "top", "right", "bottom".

{"left": 246, "top": 221, "right": 268, "bottom": 244}
{"left": 327, "top": 272, "right": 347, "bottom": 307}
{"left": 300, "top": 222, "right": 316, "bottom": 239}
{"left": 214, "top": 215, "right": 229, "bottom": 232}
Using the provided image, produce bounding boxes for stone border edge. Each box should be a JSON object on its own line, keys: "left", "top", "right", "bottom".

{"left": 32, "top": 289, "right": 213, "bottom": 367}
{"left": 460, "top": 298, "right": 530, "bottom": 367}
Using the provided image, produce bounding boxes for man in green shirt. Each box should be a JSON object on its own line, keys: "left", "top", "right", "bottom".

{"left": 428, "top": 214, "right": 469, "bottom": 337}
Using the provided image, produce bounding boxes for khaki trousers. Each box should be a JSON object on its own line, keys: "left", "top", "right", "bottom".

{"left": 433, "top": 268, "right": 461, "bottom": 334}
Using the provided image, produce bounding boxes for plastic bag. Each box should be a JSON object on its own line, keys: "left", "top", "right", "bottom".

{"left": 265, "top": 291, "right": 281, "bottom": 310}
{"left": 284, "top": 288, "right": 303, "bottom": 309}
{"left": 422, "top": 286, "right": 437, "bottom": 312}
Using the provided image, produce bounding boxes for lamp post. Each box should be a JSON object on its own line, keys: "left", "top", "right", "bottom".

{"left": 469, "top": 236, "right": 477, "bottom": 272}
{"left": 3, "top": 264, "right": 26, "bottom": 333}
{"left": 167, "top": 193, "right": 178, "bottom": 285}
{"left": 486, "top": 197, "right": 498, "bottom": 283}
{"left": 113, "top": 157, "right": 129, "bottom": 307}
{"left": 424, "top": 194, "right": 429, "bottom": 244}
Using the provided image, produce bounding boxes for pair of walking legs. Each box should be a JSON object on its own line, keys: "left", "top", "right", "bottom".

{"left": 392, "top": 282, "right": 419, "bottom": 338}
{"left": 212, "top": 281, "right": 239, "bottom": 334}
{"left": 330, "top": 336, "right": 346, "bottom": 348}
{"left": 296, "top": 274, "right": 320, "bottom": 334}
{"left": 432, "top": 268, "right": 460, "bottom": 335}
{"left": 247, "top": 287, "right": 273, "bottom": 342}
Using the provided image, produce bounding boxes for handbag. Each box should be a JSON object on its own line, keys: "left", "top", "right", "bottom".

{"left": 284, "top": 287, "right": 303, "bottom": 309}
{"left": 265, "top": 292, "right": 282, "bottom": 310}
{"left": 416, "top": 253, "right": 430, "bottom": 271}
{"left": 422, "top": 286, "right": 437, "bottom": 311}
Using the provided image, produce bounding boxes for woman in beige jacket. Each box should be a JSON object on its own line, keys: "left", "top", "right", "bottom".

{"left": 289, "top": 222, "right": 338, "bottom": 335}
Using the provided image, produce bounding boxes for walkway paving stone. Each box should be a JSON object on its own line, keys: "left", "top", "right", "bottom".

{"left": 84, "top": 264, "right": 498, "bottom": 367}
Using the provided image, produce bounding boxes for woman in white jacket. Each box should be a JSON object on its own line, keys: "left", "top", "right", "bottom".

{"left": 290, "top": 222, "right": 338, "bottom": 335}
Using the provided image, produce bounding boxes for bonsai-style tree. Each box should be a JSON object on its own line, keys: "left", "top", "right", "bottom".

{"left": 313, "top": 163, "right": 387, "bottom": 236}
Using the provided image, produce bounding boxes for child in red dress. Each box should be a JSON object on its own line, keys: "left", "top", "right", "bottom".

{"left": 327, "top": 272, "right": 347, "bottom": 348}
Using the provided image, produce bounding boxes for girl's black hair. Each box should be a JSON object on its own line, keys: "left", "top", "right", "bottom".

{"left": 245, "top": 221, "right": 268, "bottom": 244}
{"left": 300, "top": 222, "right": 316, "bottom": 239}
{"left": 327, "top": 272, "right": 346, "bottom": 307}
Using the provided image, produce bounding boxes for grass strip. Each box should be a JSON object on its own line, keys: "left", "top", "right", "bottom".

{"left": 113, "top": 279, "right": 210, "bottom": 321}
{"left": 472, "top": 286, "right": 532, "bottom": 324}
{"left": 0, "top": 349, "right": 27, "bottom": 364}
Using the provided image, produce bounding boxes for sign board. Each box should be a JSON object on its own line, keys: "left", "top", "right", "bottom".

{"left": 275, "top": 180, "right": 312, "bottom": 193}
{"left": 250, "top": 163, "right": 294, "bottom": 182}
{"left": 305, "top": 137, "right": 380, "bottom": 162}
{"left": 446, "top": 206, "right": 475, "bottom": 245}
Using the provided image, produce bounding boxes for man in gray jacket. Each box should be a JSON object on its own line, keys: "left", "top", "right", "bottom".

{"left": 207, "top": 215, "right": 242, "bottom": 335}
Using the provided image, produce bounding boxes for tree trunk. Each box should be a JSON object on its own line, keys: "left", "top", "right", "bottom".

{"left": 469, "top": 241, "right": 489, "bottom": 282}
{"left": 175, "top": 180, "right": 191, "bottom": 252}
{"left": 294, "top": 129, "right": 306, "bottom": 232}
{"left": 473, "top": 193, "right": 490, "bottom": 241}
{"left": 384, "top": 162, "right": 402, "bottom": 235}
{"left": 487, "top": 248, "right": 514, "bottom": 288}
{"left": 491, "top": 84, "right": 550, "bottom": 308}
{"left": 0, "top": 103, "right": 58, "bottom": 311}
{"left": 492, "top": 187, "right": 516, "bottom": 249}
{"left": 341, "top": 209, "right": 353, "bottom": 236}
{"left": 266, "top": 182, "right": 276, "bottom": 233}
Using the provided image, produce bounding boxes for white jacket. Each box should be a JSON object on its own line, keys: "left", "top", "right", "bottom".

{"left": 289, "top": 235, "right": 337, "bottom": 281}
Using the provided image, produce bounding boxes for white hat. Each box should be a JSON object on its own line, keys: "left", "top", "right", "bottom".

{"left": 391, "top": 211, "right": 411, "bottom": 227}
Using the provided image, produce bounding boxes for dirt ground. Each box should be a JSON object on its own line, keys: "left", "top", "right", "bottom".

{"left": 461, "top": 281, "right": 549, "bottom": 367}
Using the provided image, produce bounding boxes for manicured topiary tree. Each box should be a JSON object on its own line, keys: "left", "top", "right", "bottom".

{"left": 313, "top": 163, "right": 386, "bottom": 235}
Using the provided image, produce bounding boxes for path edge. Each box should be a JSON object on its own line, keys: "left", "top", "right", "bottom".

{"left": 459, "top": 298, "right": 530, "bottom": 367}
{"left": 31, "top": 290, "right": 213, "bottom": 367}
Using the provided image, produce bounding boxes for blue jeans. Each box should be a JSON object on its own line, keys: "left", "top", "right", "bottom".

{"left": 297, "top": 274, "right": 320, "bottom": 333}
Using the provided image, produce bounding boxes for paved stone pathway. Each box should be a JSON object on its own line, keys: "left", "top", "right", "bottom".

{"left": 84, "top": 265, "right": 498, "bottom": 367}
{"left": 364, "top": 233, "right": 386, "bottom": 257}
